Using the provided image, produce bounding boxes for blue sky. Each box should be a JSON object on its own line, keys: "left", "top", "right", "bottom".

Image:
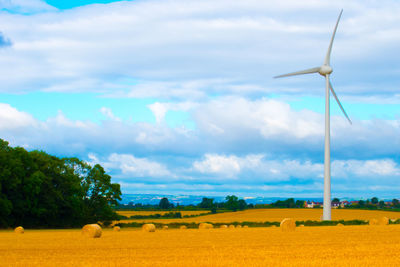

{"left": 45, "top": 1, "right": 125, "bottom": 9}
{"left": 0, "top": 0, "right": 400, "bottom": 198}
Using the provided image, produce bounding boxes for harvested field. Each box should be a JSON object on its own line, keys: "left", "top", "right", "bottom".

{"left": 117, "top": 210, "right": 209, "bottom": 217}
{"left": 1, "top": 225, "right": 400, "bottom": 266}
{"left": 117, "top": 209, "right": 400, "bottom": 224}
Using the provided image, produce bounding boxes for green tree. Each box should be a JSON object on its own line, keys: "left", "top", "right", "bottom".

{"left": 0, "top": 139, "right": 121, "bottom": 228}
{"left": 199, "top": 197, "right": 214, "bottom": 209}
{"left": 238, "top": 199, "right": 247, "bottom": 210}
{"left": 82, "top": 163, "right": 122, "bottom": 224}
{"left": 332, "top": 198, "right": 340, "bottom": 204}
{"left": 371, "top": 197, "right": 379, "bottom": 205}
{"left": 392, "top": 199, "right": 399, "bottom": 207}
{"left": 159, "top": 197, "right": 171, "bottom": 209}
{"left": 295, "top": 200, "right": 305, "bottom": 208}
{"left": 378, "top": 200, "right": 385, "bottom": 208}
{"left": 272, "top": 198, "right": 296, "bottom": 208}
{"left": 225, "top": 195, "right": 239, "bottom": 211}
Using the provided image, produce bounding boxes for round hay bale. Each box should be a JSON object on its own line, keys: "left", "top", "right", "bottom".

{"left": 337, "top": 223, "right": 344, "bottom": 227}
{"left": 81, "top": 224, "right": 102, "bottom": 238}
{"left": 162, "top": 225, "right": 169, "bottom": 230}
{"left": 180, "top": 225, "right": 187, "bottom": 229}
{"left": 236, "top": 225, "right": 242, "bottom": 228}
{"left": 142, "top": 224, "right": 156, "bottom": 232}
{"left": 228, "top": 225, "right": 235, "bottom": 229}
{"left": 280, "top": 218, "right": 296, "bottom": 232}
{"left": 243, "top": 225, "right": 249, "bottom": 228}
{"left": 14, "top": 226, "right": 24, "bottom": 234}
{"left": 299, "top": 224, "right": 305, "bottom": 227}
{"left": 271, "top": 225, "right": 277, "bottom": 228}
{"left": 220, "top": 225, "right": 228, "bottom": 229}
{"left": 369, "top": 218, "right": 378, "bottom": 226}
{"left": 378, "top": 217, "right": 389, "bottom": 225}
{"left": 113, "top": 226, "right": 121, "bottom": 232}
{"left": 199, "top": 223, "right": 213, "bottom": 229}
{"left": 390, "top": 219, "right": 396, "bottom": 223}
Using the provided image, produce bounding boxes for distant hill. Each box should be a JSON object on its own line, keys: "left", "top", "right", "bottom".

{"left": 120, "top": 194, "right": 326, "bottom": 206}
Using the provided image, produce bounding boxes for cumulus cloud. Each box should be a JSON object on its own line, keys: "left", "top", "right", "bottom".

{"left": 194, "top": 96, "right": 324, "bottom": 140}
{"left": 332, "top": 159, "right": 400, "bottom": 178}
{"left": 0, "top": 0, "right": 56, "bottom": 13}
{"left": 148, "top": 101, "right": 197, "bottom": 123}
{"left": 192, "top": 153, "right": 323, "bottom": 181}
{"left": 193, "top": 154, "right": 243, "bottom": 177}
{"left": 148, "top": 102, "right": 168, "bottom": 124}
{"left": 100, "top": 107, "right": 121, "bottom": 121}
{"left": 0, "top": 32, "right": 12, "bottom": 47}
{"left": 89, "top": 153, "right": 172, "bottom": 178}
{"left": 0, "top": 0, "right": 399, "bottom": 101}
{"left": 0, "top": 103, "right": 37, "bottom": 130}
{"left": 1, "top": 98, "right": 399, "bottom": 160}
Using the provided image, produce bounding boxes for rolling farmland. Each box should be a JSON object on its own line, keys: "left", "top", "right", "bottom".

{"left": 117, "top": 210, "right": 209, "bottom": 217}
{"left": 116, "top": 209, "right": 400, "bottom": 224}
{"left": 2, "top": 225, "right": 400, "bottom": 266}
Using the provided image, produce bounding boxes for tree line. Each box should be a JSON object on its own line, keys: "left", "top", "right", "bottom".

{"left": 121, "top": 197, "right": 400, "bottom": 212}
{"left": 0, "top": 139, "right": 121, "bottom": 228}
{"left": 119, "top": 195, "right": 250, "bottom": 212}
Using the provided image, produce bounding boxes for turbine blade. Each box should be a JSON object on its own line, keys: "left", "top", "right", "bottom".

{"left": 274, "top": 67, "right": 320, "bottom": 79}
{"left": 324, "top": 9, "right": 343, "bottom": 65}
{"left": 329, "top": 79, "right": 352, "bottom": 125}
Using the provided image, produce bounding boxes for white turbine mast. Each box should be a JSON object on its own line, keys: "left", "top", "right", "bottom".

{"left": 274, "top": 9, "right": 351, "bottom": 220}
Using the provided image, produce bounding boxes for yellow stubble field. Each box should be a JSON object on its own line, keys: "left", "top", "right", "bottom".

{"left": 1, "top": 225, "right": 400, "bottom": 266}
{"left": 117, "top": 208, "right": 400, "bottom": 224}
{"left": 117, "top": 210, "right": 209, "bottom": 217}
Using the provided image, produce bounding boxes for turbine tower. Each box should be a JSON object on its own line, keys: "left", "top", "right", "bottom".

{"left": 274, "top": 10, "right": 351, "bottom": 220}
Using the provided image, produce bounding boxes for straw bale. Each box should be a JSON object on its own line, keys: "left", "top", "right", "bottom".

{"left": 162, "top": 225, "right": 169, "bottom": 230}
{"left": 180, "top": 225, "right": 187, "bottom": 229}
{"left": 220, "top": 225, "right": 228, "bottom": 229}
{"left": 228, "top": 225, "right": 235, "bottom": 229}
{"left": 378, "top": 217, "right": 389, "bottom": 226}
{"left": 142, "top": 224, "right": 156, "bottom": 232}
{"left": 369, "top": 219, "right": 378, "bottom": 226}
{"left": 280, "top": 218, "right": 296, "bottom": 232}
{"left": 336, "top": 223, "right": 344, "bottom": 227}
{"left": 243, "top": 225, "right": 249, "bottom": 228}
{"left": 236, "top": 225, "right": 242, "bottom": 228}
{"left": 82, "top": 224, "right": 102, "bottom": 238}
{"left": 199, "top": 223, "right": 213, "bottom": 229}
{"left": 14, "top": 226, "right": 24, "bottom": 234}
{"left": 113, "top": 226, "right": 121, "bottom": 232}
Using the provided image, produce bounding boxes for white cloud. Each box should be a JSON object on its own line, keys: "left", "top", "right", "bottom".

{"left": 0, "top": 103, "right": 37, "bottom": 130}
{"left": 194, "top": 96, "right": 324, "bottom": 140}
{"left": 193, "top": 154, "right": 242, "bottom": 177}
{"left": 148, "top": 101, "right": 197, "bottom": 123}
{"left": 90, "top": 153, "right": 172, "bottom": 178}
{"left": 192, "top": 153, "right": 323, "bottom": 181}
{"left": 0, "top": 101, "right": 400, "bottom": 196}
{"left": 0, "top": 0, "right": 400, "bottom": 101}
{"left": 147, "top": 102, "right": 168, "bottom": 124}
{"left": 0, "top": 0, "right": 56, "bottom": 13}
{"left": 100, "top": 107, "right": 121, "bottom": 121}
{"left": 333, "top": 159, "right": 400, "bottom": 178}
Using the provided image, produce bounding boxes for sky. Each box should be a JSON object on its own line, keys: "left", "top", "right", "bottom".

{"left": 0, "top": 0, "right": 399, "bottom": 199}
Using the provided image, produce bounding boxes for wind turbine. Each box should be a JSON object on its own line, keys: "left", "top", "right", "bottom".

{"left": 274, "top": 9, "right": 351, "bottom": 220}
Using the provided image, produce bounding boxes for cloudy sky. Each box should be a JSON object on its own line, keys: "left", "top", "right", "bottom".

{"left": 1, "top": 0, "right": 399, "bottom": 199}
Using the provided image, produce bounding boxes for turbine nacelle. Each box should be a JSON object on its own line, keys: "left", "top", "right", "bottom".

{"left": 318, "top": 65, "right": 333, "bottom": 76}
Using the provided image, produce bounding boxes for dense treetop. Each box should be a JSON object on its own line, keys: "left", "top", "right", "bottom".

{"left": 0, "top": 139, "right": 121, "bottom": 228}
